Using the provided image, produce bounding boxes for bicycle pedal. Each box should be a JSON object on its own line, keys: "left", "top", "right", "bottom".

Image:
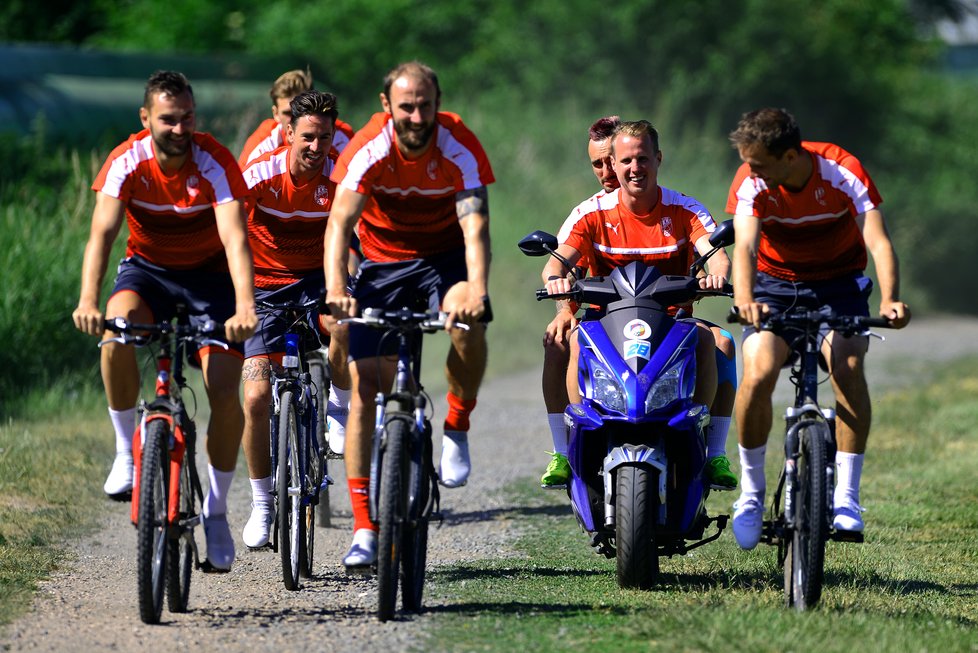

{"left": 709, "top": 483, "right": 737, "bottom": 491}
{"left": 831, "top": 529, "right": 865, "bottom": 543}
{"left": 106, "top": 490, "right": 133, "bottom": 503}
{"left": 540, "top": 483, "right": 568, "bottom": 490}
{"left": 199, "top": 560, "right": 232, "bottom": 574}
{"left": 344, "top": 563, "right": 374, "bottom": 577}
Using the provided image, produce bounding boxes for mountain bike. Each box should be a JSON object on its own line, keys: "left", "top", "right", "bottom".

{"left": 258, "top": 298, "right": 332, "bottom": 590}
{"left": 100, "top": 308, "right": 227, "bottom": 624}
{"left": 341, "top": 307, "right": 457, "bottom": 622}
{"left": 729, "top": 307, "right": 892, "bottom": 610}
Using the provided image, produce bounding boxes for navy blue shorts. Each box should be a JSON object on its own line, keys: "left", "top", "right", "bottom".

{"left": 110, "top": 255, "right": 243, "bottom": 354}
{"left": 743, "top": 271, "right": 873, "bottom": 342}
{"left": 348, "top": 249, "right": 486, "bottom": 360}
{"left": 245, "top": 273, "right": 326, "bottom": 359}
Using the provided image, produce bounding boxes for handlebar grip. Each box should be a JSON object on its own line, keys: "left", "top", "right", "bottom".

{"left": 861, "top": 317, "right": 893, "bottom": 328}
{"left": 536, "top": 288, "right": 552, "bottom": 301}
{"left": 725, "top": 307, "right": 740, "bottom": 324}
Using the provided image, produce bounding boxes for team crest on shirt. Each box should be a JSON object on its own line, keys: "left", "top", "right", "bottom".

{"left": 427, "top": 160, "right": 438, "bottom": 180}
{"left": 814, "top": 187, "right": 827, "bottom": 206}
{"left": 661, "top": 216, "right": 673, "bottom": 237}
{"left": 186, "top": 175, "right": 200, "bottom": 199}
{"left": 314, "top": 184, "right": 329, "bottom": 206}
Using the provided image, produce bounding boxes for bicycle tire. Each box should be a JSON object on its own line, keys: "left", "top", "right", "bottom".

{"left": 166, "top": 447, "right": 194, "bottom": 612}
{"left": 278, "top": 392, "right": 304, "bottom": 591}
{"left": 300, "top": 406, "right": 316, "bottom": 579}
{"left": 136, "top": 420, "right": 170, "bottom": 624}
{"left": 309, "top": 355, "right": 332, "bottom": 528}
{"left": 784, "top": 423, "right": 829, "bottom": 610}
{"left": 376, "top": 418, "right": 408, "bottom": 622}
{"left": 615, "top": 464, "right": 659, "bottom": 590}
{"left": 401, "top": 422, "right": 431, "bottom": 612}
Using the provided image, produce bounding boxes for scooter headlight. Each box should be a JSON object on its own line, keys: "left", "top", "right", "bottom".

{"left": 644, "top": 360, "right": 689, "bottom": 412}
{"left": 590, "top": 363, "right": 626, "bottom": 414}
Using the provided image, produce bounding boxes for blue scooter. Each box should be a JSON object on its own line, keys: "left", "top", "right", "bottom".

{"left": 519, "top": 220, "right": 735, "bottom": 589}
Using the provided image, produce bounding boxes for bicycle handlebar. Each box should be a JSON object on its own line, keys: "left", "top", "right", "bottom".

{"left": 100, "top": 316, "right": 228, "bottom": 348}
{"left": 256, "top": 298, "right": 321, "bottom": 314}
{"left": 726, "top": 307, "right": 893, "bottom": 336}
{"left": 339, "top": 307, "right": 469, "bottom": 332}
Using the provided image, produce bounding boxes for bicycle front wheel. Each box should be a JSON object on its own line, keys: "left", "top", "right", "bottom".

{"left": 166, "top": 446, "right": 194, "bottom": 612}
{"left": 308, "top": 354, "right": 332, "bottom": 529}
{"left": 784, "top": 423, "right": 829, "bottom": 610}
{"left": 277, "top": 392, "right": 305, "bottom": 591}
{"left": 136, "top": 419, "right": 170, "bottom": 624}
{"left": 401, "top": 424, "right": 431, "bottom": 613}
{"left": 376, "top": 417, "right": 408, "bottom": 622}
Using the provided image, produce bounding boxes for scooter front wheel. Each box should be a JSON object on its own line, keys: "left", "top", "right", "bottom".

{"left": 615, "top": 464, "right": 659, "bottom": 589}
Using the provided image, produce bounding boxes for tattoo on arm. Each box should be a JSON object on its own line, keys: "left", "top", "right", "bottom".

{"left": 241, "top": 358, "right": 272, "bottom": 382}
{"left": 456, "top": 186, "right": 489, "bottom": 220}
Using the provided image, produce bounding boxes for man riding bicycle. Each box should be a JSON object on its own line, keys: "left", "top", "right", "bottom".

{"left": 727, "top": 107, "right": 911, "bottom": 550}
{"left": 71, "top": 70, "right": 257, "bottom": 571}
{"left": 323, "top": 61, "right": 494, "bottom": 569}
{"left": 238, "top": 90, "right": 353, "bottom": 549}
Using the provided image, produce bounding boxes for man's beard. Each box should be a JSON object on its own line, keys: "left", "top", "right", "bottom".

{"left": 394, "top": 119, "right": 435, "bottom": 152}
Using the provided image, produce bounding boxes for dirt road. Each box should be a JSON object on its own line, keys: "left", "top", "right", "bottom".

{"left": 3, "top": 317, "right": 976, "bottom": 652}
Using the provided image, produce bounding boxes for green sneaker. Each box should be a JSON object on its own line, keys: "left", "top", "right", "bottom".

{"left": 705, "top": 455, "right": 738, "bottom": 490}
{"left": 540, "top": 452, "right": 571, "bottom": 489}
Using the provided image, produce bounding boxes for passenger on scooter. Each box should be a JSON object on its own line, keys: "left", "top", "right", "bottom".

{"left": 541, "top": 120, "right": 739, "bottom": 490}
{"left": 539, "top": 115, "right": 620, "bottom": 489}
{"left": 727, "top": 108, "right": 911, "bottom": 550}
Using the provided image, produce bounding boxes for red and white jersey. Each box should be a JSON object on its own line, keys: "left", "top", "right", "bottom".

{"left": 726, "top": 141, "right": 882, "bottom": 282}
{"left": 331, "top": 111, "right": 495, "bottom": 262}
{"left": 92, "top": 130, "right": 248, "bottom": 271}
{"left": 242, "top": 145, "right": 337, "bottom": 288}
{"left": 557, "top": 189, "right": 613, "bottom": 273}
{"left": 239, "top": 117, "right": 355, "bottom": 168}
{"left": 563, "top": 186, "right": 715, "bottom": 279}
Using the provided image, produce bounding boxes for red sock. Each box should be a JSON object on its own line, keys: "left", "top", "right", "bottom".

{"left": 444, "top": 392, "right": 477, "bottom": 433}
{"left": 348, "top": 477, "right": 375, "bottom": 532}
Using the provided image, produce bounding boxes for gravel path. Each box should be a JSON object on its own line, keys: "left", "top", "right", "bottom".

{"left": 3, "top": 316, "right": 977, "bottom": 652}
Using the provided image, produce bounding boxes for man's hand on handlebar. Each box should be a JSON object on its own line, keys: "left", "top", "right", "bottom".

{"left": 734, "top": 301, "right": 771, "bottom": 329}
{"left": 697, "top": 274, "right": 728, "bottom": 292}
{"left": 880, "top": 300, "right": 911, "bottom": 329}
{"left": 545, "top": 275, "right": 573, "bottom": 297}
{"left": 72, "top": 303, "right": 105, "bottom": 337}
{"left": 224, "top": 306, "right": 258, "bottom": 342}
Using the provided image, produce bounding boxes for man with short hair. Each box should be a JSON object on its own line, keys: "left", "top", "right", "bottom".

{"left": 542, "top": 120, "right": 737, "bottom": 489}
{"left": 727, "top": 107, "right": 910, "bottom": 550}
{"left": 324, "top": 61, "right": 493, "bottom": 569}
{"left": 239, "top": 68, "right": 356, "bottom": 167}
{"left": 72, "top": 70, "right": 257, "bottom": 571}
{"left": 238, "top": 90, "right": 353, "bottom": 548}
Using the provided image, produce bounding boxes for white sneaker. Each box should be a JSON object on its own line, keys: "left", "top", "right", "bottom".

{"left": 203, "top": 513, "right": 235, "bottom": 571}
{"left": 343, "top": 528, "right": 377, "bottom": 568}
{"left": 732, "top": 495, "right": 764, "bottom": 550}
{"left": 439, "top": 431, "right": 470, "bottom": 488}
{"left": 242, "top": 502, "right": 273, "bottom": 548}
{"left": 103, "top": 453, "right": 134, "bottom": 497}
{"left": 326, "top": 410, "right": 346, "bottom": 456}
{"left": 832, "top": 500, "right": 865, "bottom": 532}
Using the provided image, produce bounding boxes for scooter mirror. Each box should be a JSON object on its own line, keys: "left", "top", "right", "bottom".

{"left": 517, "top": 230, "right": 559, "bottom": 257}
{"left": 708, "top": 220, "right": 735, "bottom": 248}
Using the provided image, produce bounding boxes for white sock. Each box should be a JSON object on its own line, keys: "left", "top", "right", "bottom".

{"left": 834, "top": 451, "right": 864, "bottom": 506}
{"left": 706, "top": 416, "right": 732, "bottom": 459}
{"left": 204, "top": 465, "right": 235, "bottom": 517}
{"left": 109, "top": 407, "right": 137, "bottom": 457}
{"left": 250, "top": 476, "right": 272, "bottom": 506}
{"left": 547, "top": 413, "right": 568, "bottom": 456}
{"left": 328, "top": 385, "right": 351, "bottom": 420}
{"left": 738, "top": 443, "right": 767, "bottom": 500}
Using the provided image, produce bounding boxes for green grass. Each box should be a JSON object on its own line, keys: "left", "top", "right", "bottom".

{"left": 0, "top": 406, "right": 113, "bottom": 625}
{"left": 423, "top": 357, "right": 978, "bottom": 652}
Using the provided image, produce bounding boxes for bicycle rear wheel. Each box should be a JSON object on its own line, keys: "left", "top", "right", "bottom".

{"left": 166, "top": 446, "right": 194, "bottom": 612}
{"left": 277, "top": 392, "right": 305, "bottom": 591}
{"left": 401, "top": 424, "right": 431, "bottom": 612}
{"left": 309, "top": 354, "right": 332, "bottom": 529}
{"left": 136, "top": 420, "right": 170, "bottom": 624}
{"left": 784, "top": 423, "right": 829, "bottom": 610}
{"left": 376, "top": 418, "right": 408, "bottom": 622}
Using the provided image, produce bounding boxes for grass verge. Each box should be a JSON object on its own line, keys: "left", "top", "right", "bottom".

{"left": 0, "top": 403, "right": 113, "bottom": 626}
{"left": 423, "top": 356, "right": 978, "bottom": 653}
